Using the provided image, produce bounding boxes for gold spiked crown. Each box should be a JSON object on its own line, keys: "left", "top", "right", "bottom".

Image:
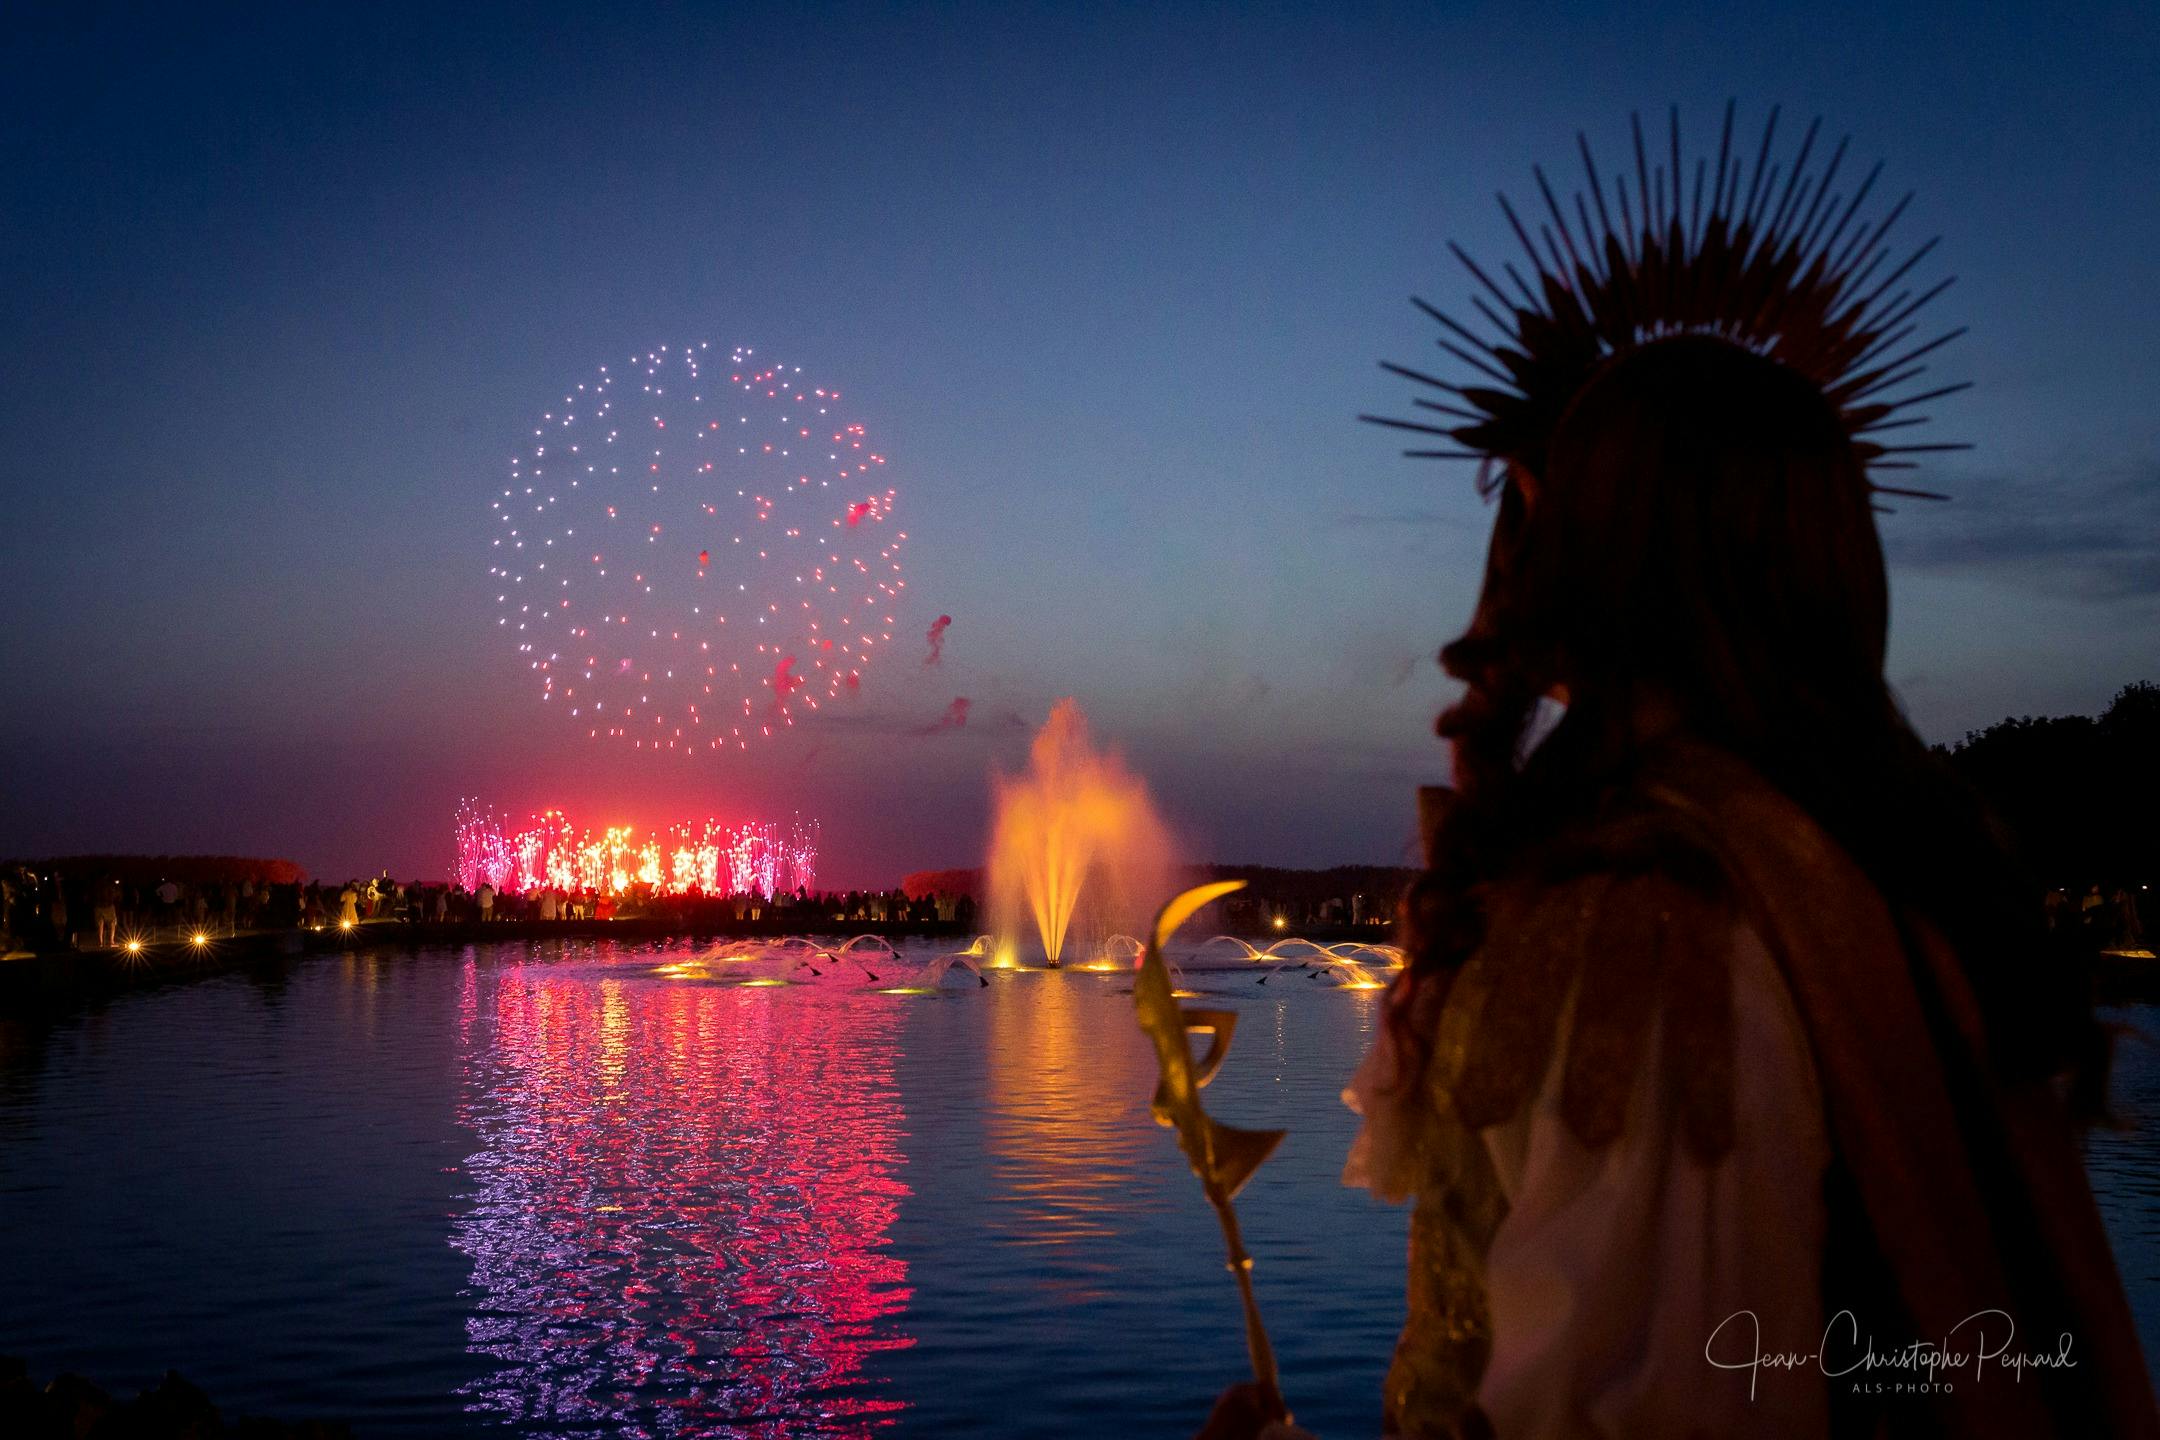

{"left": 1366, "top": 103, "right": 1967, "bottom": 506}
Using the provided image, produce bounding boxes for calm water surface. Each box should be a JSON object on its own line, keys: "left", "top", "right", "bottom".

{"left": 1, "top": 940, "right": 2154, "bottom": 1437}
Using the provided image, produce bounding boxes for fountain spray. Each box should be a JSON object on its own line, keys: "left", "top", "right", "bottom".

{"left": 986, "top": 699, "right": 1172, "bottom": 965}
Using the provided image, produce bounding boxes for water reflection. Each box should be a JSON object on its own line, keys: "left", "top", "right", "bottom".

{"left": 2087, "top": 1013, "right": 2160, "bottom": 1369}
{"left": 452, "top": 955, "right": 912, "bottom": 1436}
{"left": 982, "top": 974, "right": 1155, "bottom": 1297}
{"left": 7, "top": 949, "right": 2153, "bottom": 1436}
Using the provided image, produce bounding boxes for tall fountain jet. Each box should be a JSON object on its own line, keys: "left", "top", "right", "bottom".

{"left": 987, "top": 699, "right": 1175, "bottom": 966}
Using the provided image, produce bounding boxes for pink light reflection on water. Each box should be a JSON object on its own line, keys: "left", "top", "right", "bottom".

{"left": 451, "top": 953, "right": 912, "bottom": 1435}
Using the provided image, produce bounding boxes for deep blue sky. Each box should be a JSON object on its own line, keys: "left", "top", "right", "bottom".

{"left": 3, "top": 2, "right": 2154, "bottom": 886}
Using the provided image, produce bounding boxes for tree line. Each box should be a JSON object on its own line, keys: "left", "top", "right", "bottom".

{"left": 1939, "top": 681, "right": 2158, "bottom": 888}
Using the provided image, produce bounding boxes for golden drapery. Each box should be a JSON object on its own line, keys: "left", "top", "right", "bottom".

{"left": 1363, "top": 739, "right": 2157, "bottom": 1439}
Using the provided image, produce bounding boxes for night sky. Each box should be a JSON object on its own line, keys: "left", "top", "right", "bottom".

{"left": 3, "top": 3, "right": 2155, "bottom": 887}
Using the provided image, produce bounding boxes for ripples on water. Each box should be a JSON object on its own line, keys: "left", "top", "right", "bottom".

{"left": 0, "top": 942, "right": 1405, "bottom": 1436}
{"left": 2085, "top": 1006, "right": 2160, "bottom": 1361}
{"left": 453, "top": 965, "right": 911, "bottom": 1433}
{"left": 1, "top": 944, "right": 2152, "bottom": 1437}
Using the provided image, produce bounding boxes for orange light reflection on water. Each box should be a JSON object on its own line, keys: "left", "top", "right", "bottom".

{"left": 982, "top": 973, "right": 1156, "bottom": 1301}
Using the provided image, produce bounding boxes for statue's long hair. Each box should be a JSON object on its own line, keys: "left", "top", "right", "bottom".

{"left": 1397, "top": 334, "right": 2106, "bottom": 1116}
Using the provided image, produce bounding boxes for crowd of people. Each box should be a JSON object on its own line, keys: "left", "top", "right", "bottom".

{"left": 429, "top": 879, "right": 974, "bottom": 932}
{"left": 0, "top": 864, "right": 978, "bottom": 956}
{"left": 0, "top": 866, "right": 279, "bottom": 952}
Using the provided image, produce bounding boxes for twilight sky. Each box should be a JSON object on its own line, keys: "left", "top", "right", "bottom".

{"left": 2, "top": 2, "right": 2155, "bottom": 886}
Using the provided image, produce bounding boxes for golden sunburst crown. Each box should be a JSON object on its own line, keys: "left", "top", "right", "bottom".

{"left": 1365, "top": 102, "right": 1968, "bottom": 506}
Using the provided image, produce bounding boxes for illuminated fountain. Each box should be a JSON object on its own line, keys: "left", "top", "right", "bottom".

{"left": 773, "top": 936, "right": 892, "bottom": 981}
{"left": 914, "top": 946, "right": 991, "bottom": 988}
{"left": 1075, "top": 933, "right": 1145, "bottom": 973}
{"left": 986, "top": 700, "right": 1174, "bottom": 967}
{"left": 651, "top": 935, "right": 895, "bottom": 987}
{"left": 1199, "top": 935, "right": 1404, "bottom": 988}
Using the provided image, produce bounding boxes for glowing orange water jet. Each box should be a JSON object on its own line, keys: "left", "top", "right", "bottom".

{"left": 985, "top": 699, "right": 1173, "bottom": 966}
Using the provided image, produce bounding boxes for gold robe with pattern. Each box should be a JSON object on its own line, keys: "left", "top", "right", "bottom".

{"left": 1350, "top": 739, "right": 2157, "bottom": 1439}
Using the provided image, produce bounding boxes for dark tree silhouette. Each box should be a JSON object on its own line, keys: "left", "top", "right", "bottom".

{"left": 1939, "top": 682, "right": 2159, "bottom": 886}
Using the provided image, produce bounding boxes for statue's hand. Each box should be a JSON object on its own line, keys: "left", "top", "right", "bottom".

{"left": 1193, "top": 1382, "right": 1313, "bottom": 1440}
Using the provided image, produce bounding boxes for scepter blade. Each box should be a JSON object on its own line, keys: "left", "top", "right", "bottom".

{"left": 1206, "top": 1116, "right": 1286, "bottom": 1199}
{"left": 1134, "top": 879, "right": 1290, "bottom": 1418}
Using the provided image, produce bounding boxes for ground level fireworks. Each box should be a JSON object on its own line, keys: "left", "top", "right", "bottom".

{"left": 454, "top": 802, "right": 818, "bottom": 896}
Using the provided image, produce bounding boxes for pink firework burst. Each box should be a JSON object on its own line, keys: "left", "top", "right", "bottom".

{"left": 490, "top": 343, "right": 907, "bottom": 754}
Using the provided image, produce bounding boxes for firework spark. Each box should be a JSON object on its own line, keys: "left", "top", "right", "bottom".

{"left": 453, "top": 800, "right": 818, "bottom": 897}
{"left": 490, "top": 344, "right": 906, "bottom": 753}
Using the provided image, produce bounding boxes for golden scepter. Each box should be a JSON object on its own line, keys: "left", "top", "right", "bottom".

{"left": 1134, "top": 879, "right": 1291, "bottom": 1423}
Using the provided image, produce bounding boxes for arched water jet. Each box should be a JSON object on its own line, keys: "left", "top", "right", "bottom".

{"left": 1323, "top": 941, "right": 1406, "bottom": 967}
{"left": 1076, "top": 933, "right": 1146, "bottom": 973}
{"left": 1189, "top": 933, "right": 1407, "bottom": 984}
{"left": 1303, "top": 958, "right": 1389, "bottom": 990}
{"left": 807, "top": 935, "right": 895, "bottom": 982}
{"left": 660, "top": 935, "right": 967, "bottom": 987}
{"left": 916, "top": 951, "right": 991, "bottom": 988}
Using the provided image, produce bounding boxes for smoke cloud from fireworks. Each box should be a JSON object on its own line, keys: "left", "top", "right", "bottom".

{"left": 924, "top": 614, "right": 952, "bottom": 666}
{"left": 773, "top": 655, "right": 804, "bottom": 704}
{"left": 918, "top": 697, "right": 970, "bottom": 734}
